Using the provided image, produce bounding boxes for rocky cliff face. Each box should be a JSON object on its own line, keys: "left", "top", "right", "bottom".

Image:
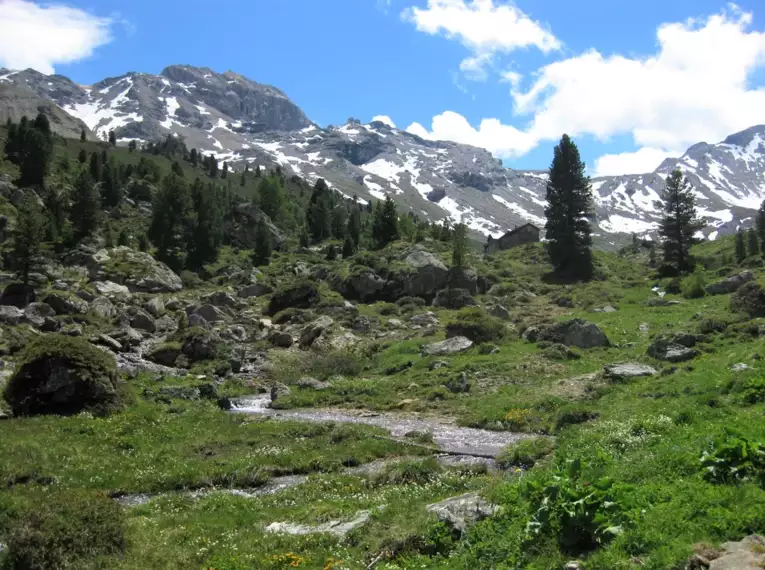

{"left": 2, "top": 64, "right": 764, "bottom": 246}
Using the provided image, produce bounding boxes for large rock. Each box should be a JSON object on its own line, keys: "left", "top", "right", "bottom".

{"left": 90, "top": 297, "right": 116, "bottom": 320}
{"left": 268, "top": 330, "right": 294, "bottom": 348}
{"left": 731, "top": 282, "right": 765, "bottom": 318}
{"left": 409, "top": 312, "right": 440, "bottom": 327}
{"left": 144, "top": 297, "right": 165, "bottom": 317}
{"left": 92, "top": 281, "right": 130, "bottom": 296}
{"left": 265, "top": 510, "right": 371, "bottom": 539}
{"left": 0, "top": 283, "right": 35, "bottom": 308}
{"left": 426, "top": 493, "right": 499, "bottom": 536}
{"left": 538, "top": 319, "right": 610, "bottom": 349}
{"left": 237, "top": 283, "right": 272, "bottom": 299}
{"left": 603, "top": 363, "right": 658, "bottom": 381}
{"left": 422, "top": 336, "right": 473, "bottom": 356}
{"left": 3, "top": 335, "right": 119, "bottom": 416}
{"left": 181, "top": 329, "right": 223, "bottom": 362}
{"left": 692, "top": 535, "right": 765, "bottom": 569}
{"left": 147, "top": 345, "right": 182, "bottom": 367}
{"left": 192, "top": 304, "right": 227, "bottom": 323}
{"left": 43, "top": 293, "right": 88, "bottom": 315}
{"left": 647, "top": 334, "right": 700, "bottom": 362}
{"left": 129, "top": 309, "right": 156, "bottom": 333}
{"left": 266, "top": 282, "right": 319, "bottom": 315}
{"left": 433, "top": 288, "right": 477, "bottom": 309}
{"left": 706, "top": 270, "right": 755, "bottom": 295}
{"left": 202, "top": 291, "right": 237, "bottom": 308}
{"left": 386, "top": 247, "right": 449, "bottom": 301}
{"left": 23, "top": 302, "right": 55, "bottom": 327}
{"left": 299, "top": 316, "right": 334, "bottom": 349}
{"left": 446, "top": 267, "right": 478, "bottom": 294}
{"left": 225, "top": 203, "right": 286, "bottom": 251}
{"left": 343, "top": 269, "right": 387, "bottom": 302}
{"left": 87, "top": 247, "right": 182, "bottom": 293}
{"left": 0, "top": 305, "right": 24, "bottom": 325}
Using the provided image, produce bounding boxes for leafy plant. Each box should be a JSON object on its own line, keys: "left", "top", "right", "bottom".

{"left": 701, "top": 434, "right": 765, "bottom": 485}
{"left": 522, "top": 459, "right": 635, "bottom": 554}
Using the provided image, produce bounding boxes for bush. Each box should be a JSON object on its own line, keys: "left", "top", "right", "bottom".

{"left": 497, "top": 437, "right": 556, "bottom": 469}
{"left": 698, "top": 318, "right": 729, "bottom": 334}
{"left": 740, "top": 377, "right": 765, "bottom": 404}
{"left": 179, "top": 270, "right": 204, "bottom": 289}
{"left": 266, "top": 280, "right": 320, "bottom": 316}
{"left": 396, "top": 296, "right": 426, "bottom": 308}
{"left": 446, "top": 308, "right": 507, "bottom": 343}
{"left": 701, "top": 434, "right": 765, "bottom": 485}
{"left": 3, "top": 335, "right": 120, "bottom": 417}
{"left": 731, "top": 281, "right": 765, "bottom": 318}
{"left": 682, "top": 269, "right": 707, "bottom": 299}
{"left": 3, "top": 490, "right": 126, "bottom": 570}
{"left": 272, "top": 307, "right": 314, "bottom": 325}
{"left": 376, "top": 302, "right": 400, "bottom": 316}
{"left": 373, "top": 457, "right": 443, "bottom": 486}
{"left": 306, "top": 351, "right": 367, "bottom": 381}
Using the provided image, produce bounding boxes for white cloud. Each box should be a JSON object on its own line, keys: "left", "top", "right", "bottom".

{"left": 593, "top": 147, "right": 678, "bottom": 178}
{"left": 372, "top": 115, "right": 396, "bottom": 128}
{"left": 406, "top": 110, "right": 536, "bottom": 156}
{"left": 0, "top": 0, "right": 113, "bottom": 74}
{"left": 402, "top": 0, "right": 559, "bottom": 80}
{"left": 406, "top": 5, "right": 765, "bottom": 175}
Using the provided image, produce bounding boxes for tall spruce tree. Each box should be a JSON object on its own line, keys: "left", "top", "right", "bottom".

{"left": 342, "top": 235, "right": 355, "bottom": 258}
{"left": 331, "top": 206, "right": 347, "bottom": 239}
{"left": 748, "top": 228, "right": 761, "bottom": 257}
{"left": 70, "top": 169, "right": 101, "bottom": 241}
{"left": 251, "top": 219, "right": 272, "bottom": 266}
{"left": 736, "top": 230, "right": 747, "bottom": 264}
{"left": 659, "top": 169, "right": 703, "bottom": 273}
{"left": 80, "top": 129, "right": 87, "bottom": 142}
{"left": 452, "top": 222, "right": 468, "bottom": 268}
{"left": 149, "top": 174, "right": 194, "bottom": 271}
{"left": 372, "top": 197, "right": 399, "bottom": 249}
{"left": 757, "top": 200, "right": 765, "bottom": 256}
{"left": 259, "top": 176, "right": 284, "bottom": 222}
{"left": 544, "top": 134, "right": 594, "bottom": 279}
{"left": 306, "top": 179, "right": 333, "bottom": 242}
{"left": 12, "top": 194, "right": 49, "bottom": 286}
{"left": 347, "top": 205, "right": 361, "bottom": 245}
{"left": 108, "top": 131, "right": 117, "bottom": 146}
{"left": 187, "top": 179, "right": 224, "bottom": 270}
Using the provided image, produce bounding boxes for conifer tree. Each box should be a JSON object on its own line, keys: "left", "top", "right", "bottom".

{"left": 12, "top": 194, "right": 49, "bottom": 286}
{"left": 77, "top": 149, "right": 88, "bottom": 164}
{"left": 100, "top": 159, "right": 122, "bottom": 208}
{"left": 544, "top": 134, "right": 594, "bottom": 279}
{"left": 299, "top": 226, "right": 309, "bottom": 248}
{"left": 372, "top": 196, "right": 399, "bottom": 249}
{"left": 659, "top": 169, "right": 703, "bottom": 273}
{"left": 128, "top": 140, "right": 137, "bottom": 152}
{"left": 347, "top": 205, "right": 361, "bottom": 245}
{"left": 149, "top": 174, "right": 194, "bottom": 271}
{"left": 325, "top": 244, "right": 337, "bottom": 261}
{"left": 452, "top": 222, "right": 468, "bottom": 268}
{"left": 251, "top": 219, "right": 272, "bottom": 266}
{"left": 259, "top": 176, "right": 284, "bottom": 222}
{"left": 736, "top": 230, "right": 747, "bottom": 264}
{"left": 748, "top": 228, "right": 760, "bottom": 257}
{"left": 108, "top": 131, "right": 117, "bottom": 146}
{"left": 306, "top": 179, "right": 333, "bottom": 241}
{"left": 331, "top": 206, "right": 347, "bottom": 239}
{"left": 190, "top": 148, "right": 198, "bottom": 166}
{"left": 80, "top": 129, "right": 87, "bottom": 142}
{"left": 187, "top": 179, "right": 224, "bottom": 270}
{"left": 342, "top": 235, "right": 355, "bottom": 258}
{"left": 757, "top": 200, "right": 765, "bottom": 255}
{"left": 70, "top": 169, "right": 101, "bottom": 241}
{"left": 89, "top": 152, "right": 102, "bottom": 182}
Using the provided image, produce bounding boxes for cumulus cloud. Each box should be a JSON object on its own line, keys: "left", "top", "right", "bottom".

{"left": 592, "top": 147, "right": 678, "bottom": 178}
{"left": 0, "top": 0, "right": 113, "bottom": 74}
{"left": 407, "top": 5, "right": 765, "bottom": 175}
{"left": 406, "top": 110, "right": 536, "bottom": 156}
{"left": 402, "top": 0, "right": 559, "bottom": 80}
{"left": 372, "top": 115, "right": 397, "bottom": 128}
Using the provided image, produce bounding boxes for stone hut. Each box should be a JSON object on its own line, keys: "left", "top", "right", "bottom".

{"left": 485, "top": 223, "right": 540, "bottom": 254}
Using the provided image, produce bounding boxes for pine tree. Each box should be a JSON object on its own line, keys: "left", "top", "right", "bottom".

{"left": 544, "top": 134, "right": 594, "bottom": 279}
{"left": 221, "top": 161, "right": 228, "bottom": 179}
{"left": 649, "top": 244, "right": 657, "bottom": 267}
{"left": 757, "top": 200, "right": 765, "bottom": 256}
{"left": 347, "top": 204, "right": 361, "bottom": 245}
{"left": 659, "top": 169, "right": 703, "bottom": 273}
{"left": 331, "top": 206, "right": 347, "bottom": 239}
{"left": 736, "top": 230, "right": 747, "bottom": 264}
{"left": 259, "top": 176, "right": 284, "bottom": 222}
{"left": 251, "top": 219, "right": 272, "bottom": 266}
{"left": 128, "top": 140, "right": 137, "bottom": 153}
{"left": 117, "top": 229, "right": 130, "bottom": 247}
{"left": 325, "top": 244, "right": 337, "bottom": 261}
{"left": 89, "top": 152, "right": 102, "bottom": 182}
{"left": 18, "top": 127, "right": 53, "bottom": 187}
{"left": 70, "top": 169, "right": 101, "bottom": 240}
{"left": 342, "top": 235, "right": 355, "bottom": 258}
{"left": 306, "top": 179, "right": 332, "bottom": 241}
{"left": 299, "top": 226, "right": 309, "bottom": 248}
{"left": 80, "top": 129, "right": 87, "bottom": 142}
{"left": 77, "top": 148, "right": 88, "bottom": 164}
{"left": 187, "top": 179, "right": 224, "bottom": 270}
{"left": 100, "top": 159, "right": 122, "bottom": 208}
{"left": 149, "top": 174, "right": 194, "bottom": 271}
{"left": 12, "top": 194, "right": 49, "bottom": 287}
{"left": 748, "top": 228, "right": 761, "bottom": 257}
{"left": 190, "top": 148, "right": 198, "bottom": 167}
{"left": 372, "top": 197, "right": 399, "bottom": 249}
{"left": 452, "top": 222, "right": 468, "bottom": 268}
{"left": 108, "top": 131, "right": 117, "bottom": 146}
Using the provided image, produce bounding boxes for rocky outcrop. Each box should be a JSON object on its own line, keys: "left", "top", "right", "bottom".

{"left": 647, "top": 333, "right": 700, "bottom": 362}
{"left": 706, "top": 270, "right": 754, "bottom": 295}
{"left": 422, "top": 336, "right": 473, "bottom": 356}
{"left": 603, "top": 363, "right": 658, "bottom": 381}
{"left": 265, "top": 510, "right": 372, "bottom": 538}
{"left": 225, "top": 204, "right": 285, "bottom": 251}
{"left": 87, "top": 247, "right": 182, "bottom": 293}
{"left": 538, "top": 319, "right": 610, "bottom": 349}
{"left": 432, "top": 288, "right": 476, "bottom": 309}
{"left": 426, "top": 493, "right": 499, "bottom": 536}
{"left": 43, "top": 293, "right": 88, "bottom": 315}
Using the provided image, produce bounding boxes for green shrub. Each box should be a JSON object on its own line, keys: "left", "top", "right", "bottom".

{"left": 266, "top": 280, "right": 320, "bottom": 316}
{"left": 682, "top": 269, "right": 707, "bottom": 299}
{"left": 396, "top": 296, "right": 426, "bottom": 308}
{"left": 698, "top": 317, "right": 728, "bottom": 334}
{"left": 306, "top": 351, "right": 367, "bottom": 381}
{"left": 3, "top": 490, "right": 126, "bottom": 570}
{"left": 3, "top": 335, "right": 120, "bottom": 417}
{"left": 497, "top": 437, "right": 556, "bottom": 469}
{"left": 179, "top": 270, "right": 204, "bottom": 289}
{"left": 376, "top": 302, "right": 400, "bottom": 316}
{"left": 740, "top": 377, "right": 765, "bottom": 404}
{"left": 446, "top": 308, "right": 507, "bottom": 343}
{"left": 272, "top": 307, "right": 314, "bottom": 325}
{"left": 374, "top": 457, "right": 443, "bottom": 486}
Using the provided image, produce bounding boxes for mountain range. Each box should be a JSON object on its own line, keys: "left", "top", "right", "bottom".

{"left": 1, "top": 64, "right": 764, "bottom": 246}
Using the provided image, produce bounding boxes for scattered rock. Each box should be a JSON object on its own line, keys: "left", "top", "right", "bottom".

{"left": 429, "top": 360, "right": 449, "bottom": 370}
{"left": 730, "top": 363, "right": 750, "bottom": 372}
{"left": 95, "top": 334, "right": 122, "bottom": 352}
{"left": 155, "top": 315, "right": 178, "bottom": 334}
{"left": 646, "top": 299, "right": 682, "bottom": 307}
{"left": 63, "top": 324, "right": 83, "bottom": 337}
{"left": 145, "top": 297, "right": 165, "bottom": 317}
{"left": 266, "top": 282, "right": 319, "bottom": 315}
{"left": 446, "top": 267, "right": 478, "bottom": 294}
{"left": 432, "top": 288, "right": 476, "bottom": 309}
{"left": 603, "top": 363, "right": 658, "bottom": 381}
{"left": 147, "top": 345, "right": 182, "bottom": 367}
{"left": 297, "top": 377, "right": 330, "bottom": 390}
{"left": 265, "top": 510, "right": 372, "bottom": 538}
{"left": 203, "top": 291, "right": 237, "bottom": 307}
{"left": 88, "top": 247, "right": 183, "bottom": 293}
{"left": 92, "top": 281, "right": 130, "bottom": 296}
{"left": 522, "top": 325, "right": 541, "bottom": 343}
{"left": 706, "top": 270, "right": 755, "bottom": 295}
{"left": 594, "top": 305, "right": 618, "bottom": 313}
{"left": 386, "top": 318, "right": 406, "bottom": 330}
{"left": 188, "top": 314, "right": 210, "bottom": 329}
{"left": 422, "top": 336, "right": 473, "bottom": 356}
{"left": 426, "top": 493, "right": 499, "bottom": 536}
{"left": 542, "top": 343, "right": 581, "bottom": 361}
{"left": 639, "top": 322, "right": 650, "bottom": 335}
{"left": 130, "top": 309, "right": 156, "bottom": 333}
{"left": 702, "top": 535, "right": 765, "bottom": 569}
{"left": 157, "top": 386, "right": 200, "bottom": 401}
{"left": 538, "top": 319, "right": 610, "bottom": 349}
{"left": 193, "top": 304, "right": 227, "bottom": 323}
{"left": 268, "top": 330, "right": 294, "bottom": 348}
{"left": 0, "top": 305, "right": 24, "bottom": 325}
{"left": 486, "top": 304, "right": 511, "bottom": 320}
{"left": 731, "top": 282, "right": 765, "bottom": 318}
{"left": 0, "top": 282, "right": 35, "bottom": 308}
{"left": 445, "top": 372, "right": 471, "bottom": 393}
{"left": 299, "top": 316, "right": 334, "bottom": 349}
{"left": 409, "top": 312, "right": 440, "bottom": 327}
{"left": 164, "top": 297, "right": 182, "bottom": 311}
{"left": 90, "top": 297, "right": 116, "bottom": 319}
{"left": 238, "top": 283, "right": 272, "bottom": 299}
{"left": 43, "top": 293, "right": 88, "bottom": 315}
{"left": 222, "top": 325, "right": 247, "bottom": 342}
{"left": 647, "top": 335, "right": 700, "bottom": 362}
{"left": 554, "top": 296, "right": 575, "bottom": 308}
{"left": 24, "top": 302, "right": 55, "bottom": 327}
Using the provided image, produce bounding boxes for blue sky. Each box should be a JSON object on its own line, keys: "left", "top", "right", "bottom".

{"left": 2, "top": 0, "right": 765, "bottom": 176}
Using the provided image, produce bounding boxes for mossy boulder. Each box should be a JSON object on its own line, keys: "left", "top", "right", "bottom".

{"left": 266, "top": 281, "right": 320, "bottom": 316}
{"left": 87, "top": 247, "right": 182, "bottom": 293}
{"left": 731, "top": 281, "right": 765, "bottom": 318}
{"left": 3, "top": 335, "right": 120, "bottom": 416}
{"left": 446, "top": 308, "right": 507, "bottom": 343}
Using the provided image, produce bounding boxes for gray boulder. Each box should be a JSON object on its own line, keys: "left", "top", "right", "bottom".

{"left": 706, "top": 270, "right": 755, "bottom": 295}
{"left": 269, "top": 330, "right": 294, "bottom": 348}
{"left": 297, "top": 377, "right": 331, "bottom": 390}
{"left": 237, "top": 284, "right": 271, "bottom": 299}
{"left": 24, "top": 302, "right": 55, "bottom": 327}
{"left": 446, "top": 267, "right": 478, "bottom": 294}
{"left": 432, "top": 288, "right": 476, "bottom": 309}
{"left": 265, "top": 510, "right": 371, "bottom": 539}
{"left": 155, "top": 315, "right": 178, "bottom": 334}
{"left": 704, "top": 535, "right": 765, "bottom": 569}
{"left": 647, "top": 334, "right": 700, "bottom": 362}
{"left": 93, "top": 281, "right": 130, "bottom": 296}
{"left": 193, "top": 304, "right": 227, "bottom": 323}
{"left": 409, "top": 312, "right": 440, "bottom": 327}
{"left": 88, "top": 247, "right": 182, "bottom": 293}
{"left": 487, "top": 304, "right": 511, "bottom": 320}
{"left": 43, "top": 293, "right": 88, "bottom": 315}
{"left": 225, "top": 203, "right": 286, "bottom": 251}
{"left": 0, "top": 305, "right": 24, "bottom": 325}
{"left": 299, "top": 316, "right": 334, "bottom": 349}
{"left": 603, "top": 363, "right": 658, "bottom": 381}
{"left": 344, "top": 270, "right": 386, "bottom": 301}
{"left": 539, "top": 319, "right": 610, "bottom": 349}
{"left": 188, "top": 313, "right": 211, "bottom": 329}
{"left": 145, "top": 297, "right": 165, "bottom": 317}
{"left": 130, "top": 309, "right": 156, "bottom": 333}
{"left": 203, "top": 291, "right": 237, "bottom": 307}
{"left": 90, "top": 297, "right": 116, "bottom": 320}
{"left": 426, "top": 493, "right": 499, "bottom": 536}
{"left": 422, "top": 336, "right": 473, "bottom": 356}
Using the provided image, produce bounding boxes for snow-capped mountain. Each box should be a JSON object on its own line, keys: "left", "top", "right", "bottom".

{"left": 1, "top": 64, "right": 764, "bottom": 245}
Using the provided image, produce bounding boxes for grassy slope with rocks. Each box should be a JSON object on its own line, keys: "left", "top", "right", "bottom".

{"left": 2, "top": 122, "right": 765, "bottom": 568}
